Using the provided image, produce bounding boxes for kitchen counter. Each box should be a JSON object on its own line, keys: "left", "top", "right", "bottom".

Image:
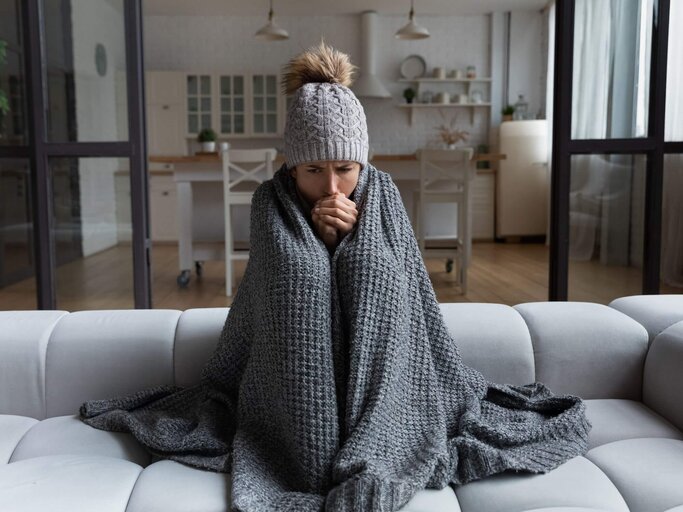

{"left": 149, "top": 153, "right": 506, "bottom": 164}
{"left": 149, "top": 153, "right": 506, "bottom": 180}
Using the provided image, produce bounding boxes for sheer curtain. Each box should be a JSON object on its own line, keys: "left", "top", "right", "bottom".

{"left": 546, "top": 0, "right": 649, "bottom": 264}
{"left": 662, "top": 0, "right": 683, "bottom": 287}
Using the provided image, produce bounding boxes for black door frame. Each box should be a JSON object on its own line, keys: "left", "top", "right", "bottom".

{"left": 549, "top": 0, "right": 676, "bottom": 300}
{"left": 0, "top": 0, "right": 150, "bottom": 309}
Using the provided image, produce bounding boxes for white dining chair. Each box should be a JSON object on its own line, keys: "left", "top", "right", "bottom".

{"left": 413, "top": 147, "right": 475, "bottom": 294}
{"left": 222, "top": 148, "right": 277, "bottom": 296}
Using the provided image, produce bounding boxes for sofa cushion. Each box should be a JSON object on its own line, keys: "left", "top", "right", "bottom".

{"left": 586, "top": 438, "right": 683, "bottom": 512}
{"left": 0, "top": 311, "right": 67, "bottom": 419}
{"left": 0, "top": 415, "right": 38, "bottom": 464}
{"left": 439, "top": 304, "right": 535, "bottom": 385}
{"left": 125, "top": 459, "right": 462, "bottom": 512}
{"left": 584, "top": 399, "right": 683, "bottom": 450}
{"left": 44, "top": 310, "right": 181, "bottom": 418}
{"left": 126, "top": 460, "right": 231, "bottom": 512}
{"left": 174, "top": 308, "right": 229, "bottom": 388}
{"left": 643, "top": 321, "right": 683, "bottom": 432}
{"left": 0, "top": 455, "right": 142, "bottom": 512}
{"left": 513, "top": 302, "right": 648, "bottom": 400}
{"left": 398, "top": 486, "right": 461, "bottom": 512}
{"left": 8, "top": 415, "right": 151, "bottom": 467}
{"left": 609, "top": 295, "right": 683, "bottom": 343}
{"left": 454, "top": 456, "right": 629, "bottom": 512}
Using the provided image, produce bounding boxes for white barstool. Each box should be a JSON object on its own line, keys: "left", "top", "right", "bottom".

{"left": 413, "top": 147, "right": 475, "bottom": 294}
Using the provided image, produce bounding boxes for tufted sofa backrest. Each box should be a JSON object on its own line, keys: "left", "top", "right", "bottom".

{"left": 0, "top": 302, "right": 650, "bottom": 420}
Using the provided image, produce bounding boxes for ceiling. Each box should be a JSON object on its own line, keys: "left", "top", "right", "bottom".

{"left": 143, "top": 0, "right": 548, "bottom": 17}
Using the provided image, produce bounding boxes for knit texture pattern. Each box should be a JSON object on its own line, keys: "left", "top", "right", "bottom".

{"left": 79, "top": 163, "right": 591, "bottom": 511}
{"left": 284, "top": 82, "right": 369, "bottom": 168}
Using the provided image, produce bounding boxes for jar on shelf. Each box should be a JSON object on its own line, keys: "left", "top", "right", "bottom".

{"left": 513, "top": 94, "right": 528, "bottom": 120}
{"left": 421, "top": 91, "right": 433, "bottom": 104}
{"left": 470, "top": 90, "right": 483, "bottom": 104}
{"left": 466, "top": 65, "right": 476, "bottom": 79}
{"left": 433, "top": 67, "right": 445, "bottom": 79}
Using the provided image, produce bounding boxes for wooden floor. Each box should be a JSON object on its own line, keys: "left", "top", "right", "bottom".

{"left": 1, "top": 242, "right": 680, "bottom": 311}
{"left": 0, "top": 243, "right": 683, "bottom": 311}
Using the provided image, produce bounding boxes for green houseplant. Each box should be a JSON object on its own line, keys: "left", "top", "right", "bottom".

{"left": 502, "top": 105, "right": 515, "bottom": 122}
{"left": 403, "top": 87, "right": 416, "bottom": 104}
{"left": 197, "top": 128, "right": 217, "bottom": 153}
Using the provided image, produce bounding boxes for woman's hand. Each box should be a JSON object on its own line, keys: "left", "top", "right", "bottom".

{"left": 311, "top": 192, "right": 358, "bottom": 249}
{"left": 313, "top": 192, "right": 358, "bottom": 232}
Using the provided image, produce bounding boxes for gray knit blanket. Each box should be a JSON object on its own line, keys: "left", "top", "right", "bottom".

{"left": 80, "top": 163, "right": 591, "bottom": 511}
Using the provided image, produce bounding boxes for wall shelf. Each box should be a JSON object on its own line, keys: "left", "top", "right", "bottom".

{"left": 397, "top": 103, "right": 491, "bottom": 125}
{"left": 398, "top": 77, "right": 492, "bottom": 83}
{"left": 398, "top": 77, "right": 492, "bottom": 125}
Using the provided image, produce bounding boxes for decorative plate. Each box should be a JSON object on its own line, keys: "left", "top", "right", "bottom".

{"left": 400, "top": 55, "right": 427, "bottom": 80}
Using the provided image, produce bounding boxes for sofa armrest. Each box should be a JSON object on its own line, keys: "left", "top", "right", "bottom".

{"left": 643, "top": 321, "right": 683, "bottom": 432}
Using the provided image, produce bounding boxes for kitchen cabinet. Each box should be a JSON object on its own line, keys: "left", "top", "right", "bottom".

{"left": 146, "top": 71, "right": 186, "bottom": 156}
{"left": 185, "top": 72, "right": 284, "bottom": 138}
{"left": 149, "top": 173, "right": 179, "bottom": 242}
{"left": 186, "top": 74, "right": 213, "bottom": 135}
{"left": 471, "top": 173, "right": 495, "bottom": 240}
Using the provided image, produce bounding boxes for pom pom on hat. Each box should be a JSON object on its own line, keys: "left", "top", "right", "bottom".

{"left": 282, "top": 40, "right": 356, "bottom": 95}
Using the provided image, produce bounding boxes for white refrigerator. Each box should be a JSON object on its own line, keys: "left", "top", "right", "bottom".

{"left": 496, "top": 120, "right": 549, "bottom": 238}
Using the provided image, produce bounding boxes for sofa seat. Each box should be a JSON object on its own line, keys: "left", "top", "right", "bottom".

{"left": 584, "top": 399, "right": 683, "bottom": 449}
{"left": 1, "top": 397, "right": 681, "bottom": 511}
{"left": 0, "top": 454, "right": 142, "bottom": 512}
{"left": 7, "top": 414, "right": 151, "bottom": 467}
{"left": 1, "top": 297, "right": 682, "bottom": 511}
{"left": 586, "top": 438, "right": 683, "bottom": 512}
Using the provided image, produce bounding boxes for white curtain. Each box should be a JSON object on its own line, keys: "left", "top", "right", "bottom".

{"left": 662, "top": 0, "right": 683, "bottom": 287}
{"left": 570, "top": 0, "right": 619, "bottom": 262}
{"left": 567, "top": 0, "right": 650, "bottom": 264}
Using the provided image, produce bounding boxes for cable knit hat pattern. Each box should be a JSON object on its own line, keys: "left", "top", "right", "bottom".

{"left": 282, "top": 42, "right": 369, "bottom": 169}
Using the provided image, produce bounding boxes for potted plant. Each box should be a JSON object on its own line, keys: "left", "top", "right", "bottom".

{"left": 403, "top": 87, "right": 416, "bottom": 104}
{"left": 502, "top": 105, "right": 515, "bottom": 122}
{"left": 434, "top": 111, "right": 470, "bottom": 149}
{"left": 197, "top": 128, "right": 217, "bottom": 153}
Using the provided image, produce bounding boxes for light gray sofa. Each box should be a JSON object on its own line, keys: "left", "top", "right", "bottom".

{"left": 1, "top": 294, "right": 683, "bottom": 512}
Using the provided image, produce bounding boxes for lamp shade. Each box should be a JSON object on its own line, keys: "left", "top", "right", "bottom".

{"left": 255, "top": 4, "right": 288, "bottom": 41}
{"left": 395, "top": 18, "right": 430, "bottom": 40}
{"left": 255, "top": 20, "right": 289, "bottom": 41}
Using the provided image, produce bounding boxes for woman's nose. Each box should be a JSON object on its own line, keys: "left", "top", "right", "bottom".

{"left": 323, "top": 171, "right": 339, "bottom": 196}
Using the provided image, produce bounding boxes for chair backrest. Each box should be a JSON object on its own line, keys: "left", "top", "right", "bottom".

{"left": 417, "top": 147, "right": 474, "bottom": 191}
{"left": 221, "top": 148, "right": 277, "bottom": 194}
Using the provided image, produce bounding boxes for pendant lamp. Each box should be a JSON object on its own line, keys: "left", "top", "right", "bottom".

{"left": 395, "top": 0, "right": 430, "bottom": 40}
{"left": 255, "top": 0, "right": 289, "bottom": 41}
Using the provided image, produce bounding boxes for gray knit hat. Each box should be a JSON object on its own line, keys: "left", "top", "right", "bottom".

{"left": 282, "top": 42, "right": 369, "bottom": 169}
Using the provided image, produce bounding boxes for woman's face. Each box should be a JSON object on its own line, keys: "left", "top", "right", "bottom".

{"left": 291, "top": 160, "right": 361, "bottom": 206}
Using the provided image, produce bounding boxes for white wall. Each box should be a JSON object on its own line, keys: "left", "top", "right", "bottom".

{"left": 509, "top": 10, "right": 545, "bottom": 119}
{"left": 71, "top": 0, "right": 127, "bottom": 257}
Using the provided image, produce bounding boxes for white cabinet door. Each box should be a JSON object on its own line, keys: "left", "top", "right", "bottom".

{"left": 149, "top": 174, "right": 179, "bottom": 242}
{"left": 472, "top": 173, "right": 495, "bottom": 240}
{"left": 146, "top": 71, "right": 183, "bottom": 105}
{"left": 147, "top": 103, "right": 185, "bottom": 156}
{"left": 146, "top": 72, "right": 186, "bottom": 156}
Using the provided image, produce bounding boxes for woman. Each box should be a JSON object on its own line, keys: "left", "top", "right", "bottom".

{"left": 80, "top": 42, "right": 590, "bottom": 512}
